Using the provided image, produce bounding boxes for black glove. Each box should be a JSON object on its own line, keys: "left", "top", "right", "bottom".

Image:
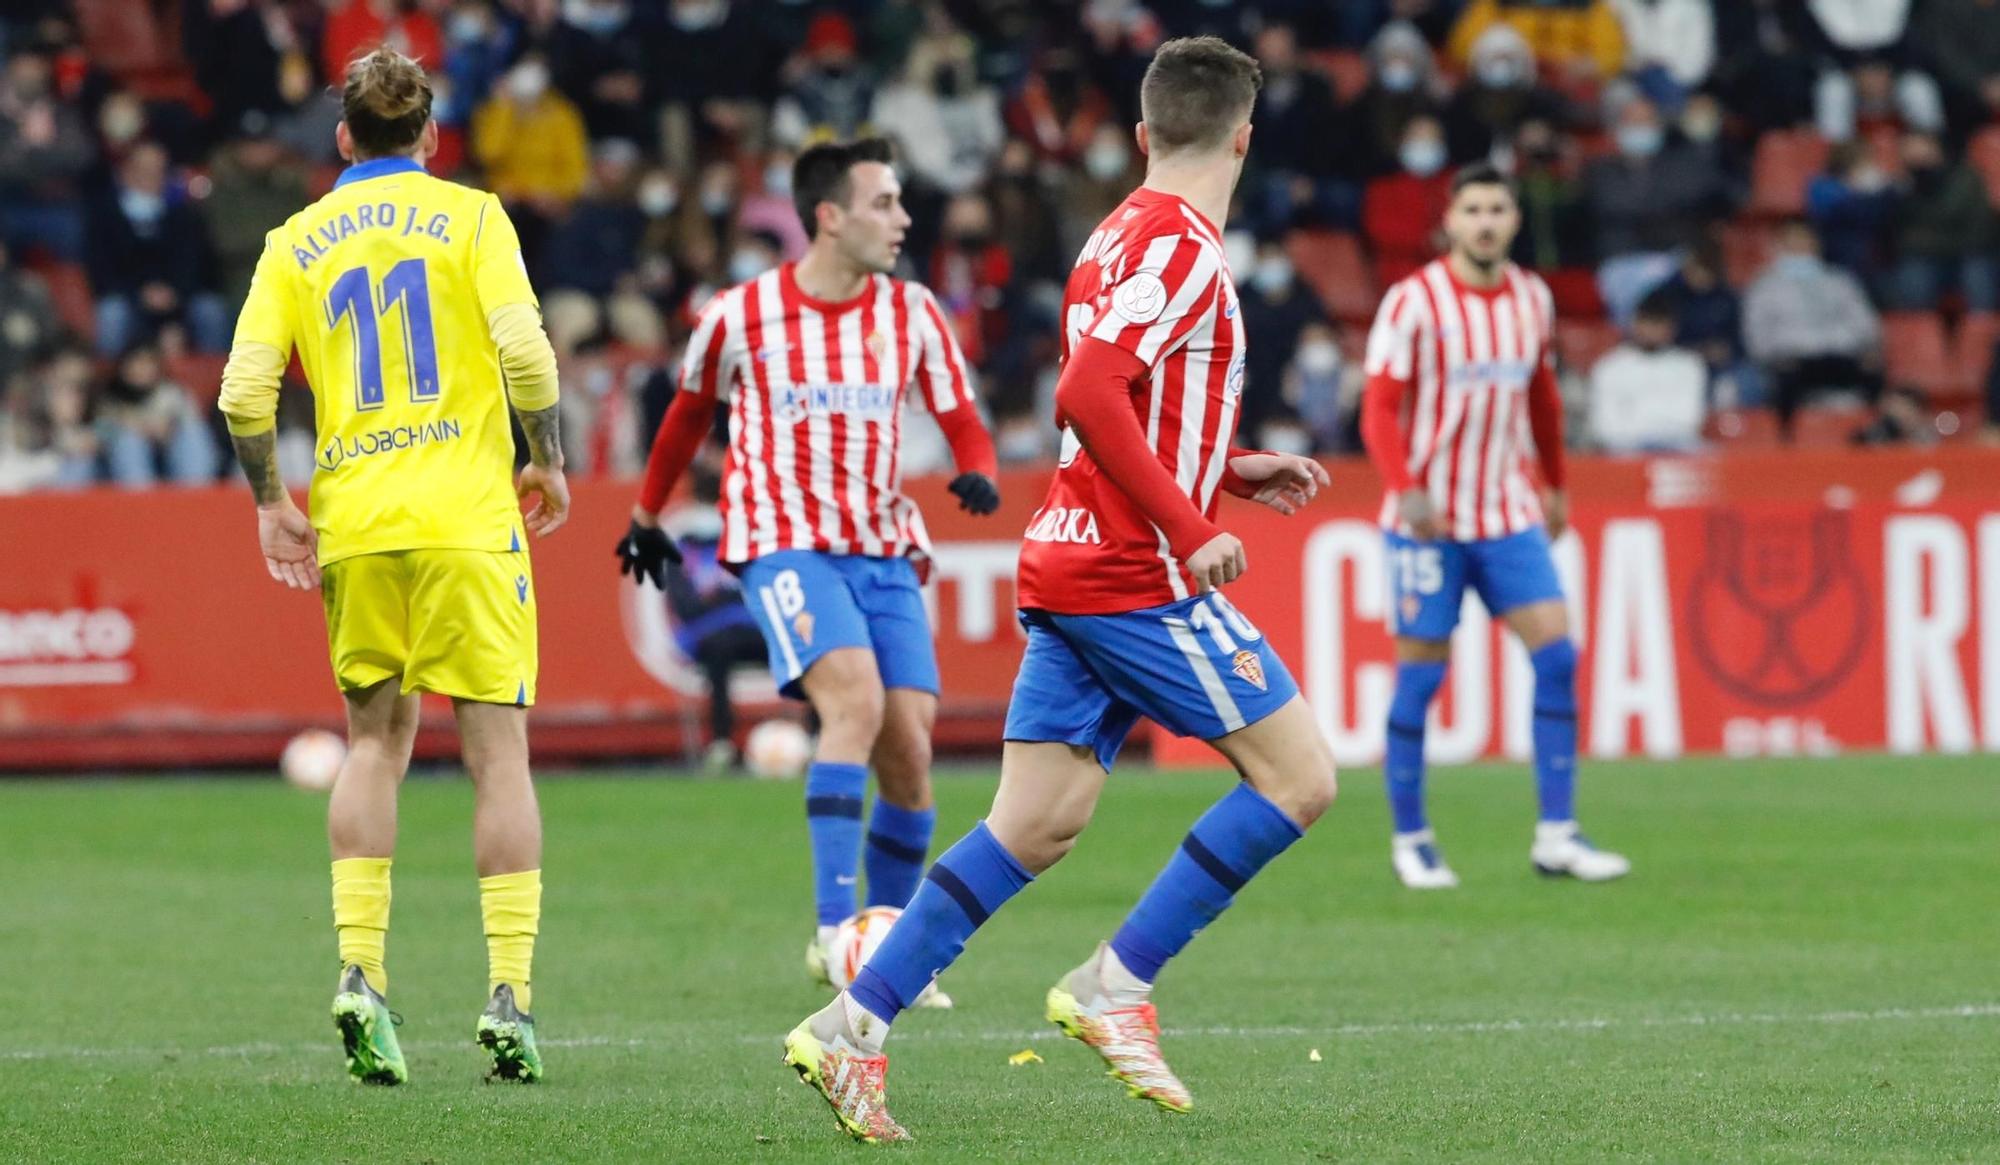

{"left": 948, "top": 472, "right": 1001, "bottom": 516}
{"left": 615, "top": 518, "right": 682, "bottom": 588}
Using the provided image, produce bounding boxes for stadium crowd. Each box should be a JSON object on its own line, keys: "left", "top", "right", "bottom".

{"left": 3, "top": 0, "right": 2000, "bottom": 492}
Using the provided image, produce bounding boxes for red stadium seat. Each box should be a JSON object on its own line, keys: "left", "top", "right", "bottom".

{"left": 1287, "top": 230, "right": 1378, "bottom": 323}
{"left": 1310, "top": 50, "right": 1373, "bottom": 103}
{"left": 1704, "top": 407, "right": 1780, "bottom": 447}
{"left": 1791, "top": 405, "right": 1869, "bottom": 447}
{"left": 166, "top": 353, "right": 228, "bottom": 404}
{"left": 1881, "top": 311, "right": 1952, "bottom": 393}
{"left": 1542, "top": 268, "right": 1604, "bottom": 318}
{"left": 1720, "top": 221, "right": 1779, "bottom": 287}
{"left": 1969, "top": 126, "right": 2000, "bottom": 210}
{"left": 1953, "top": 312, "right": 2000, "bottom": 399}
{"left": 36, "top": 261, "right": 95, "bottom": 346}
{"left": 1555, "top": 318, "right": 1620, "bottom": 374}
{"left": 1748, "top": 130, "right": 1830, "bottom": 217}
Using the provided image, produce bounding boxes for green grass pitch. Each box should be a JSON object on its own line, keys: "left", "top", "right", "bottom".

{"left": 3, "top": 755, "right": 1996, "bottom": 1163}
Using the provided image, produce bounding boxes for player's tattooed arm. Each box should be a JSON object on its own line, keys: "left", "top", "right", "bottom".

{"left": 516, "top": 404, "right": 565, "bottom": 469}
{"left": 231, "top": 430, "right": 288, "bottom": 507}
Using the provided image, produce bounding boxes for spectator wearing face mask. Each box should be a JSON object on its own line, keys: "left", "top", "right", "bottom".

{"left": 1237, "top": 239, "right": 1331, "bottom": 447}
{"left": 1584, "top": 95, "right": 1730, "bottom": 323}
{"left": 1587, "top": 290, "right": 1708, "bottom": 454}
{"left": 1509, "top": 116, "right": 1594, "bottom": 271}
{"left": 1744, "top": 219, "right": 1884, "bottom": 437}
{"left": 1653, "top": 241, "right": 1753, "bottom": 401}
{"left": 1449, "top": 0, "right": 1626, "bottom": 82}
{"left": 85, "top": 142, "right": 228, "bottom": 356}
{"left": 549, "top": 0, "right": 654, "bottom": 144}
{"left": 98, "top": 341, "right": 220, "bottom": 487}
{"left": 928, "top": 193, "right": 1011, "bottom": 370}
{"left": 545, "top": 140, "right": 650, "bottom": 325}
{"left": 1444, "top": 23, "right": 1569, "bottom": 166}
{"left": 1247, "top": 22, "right": 1353, "bottom": 233}
{"left": 1363, "top": 114, "right": 1455, "bottom": 286}
{"left": 0, "top": 47, "right": 94, "bottom": 260}
{"left": 736, "top": 149, "right": 812, "bottom": 263}
{"left": 772, "top": 13, "right": 876, "bottom": 149}
{"left": 1888, "top": 129, "right": 1998, "bottom": 312}
{"left": 1283, "top": 322, "right": 1352, "bottom": 454}
{"left": 441, "top": 2, "right": 517, "bottom": 126}
{"left": 472, "top": 53, "right": 590, "bottom": 276}
{"left": 203, "top": 121, "right": 309, "bottom": 315}
{"left": 1346, "top": 21, "right": 1448, "bottom": 179}
{"left": 871, "top": 31, "right": 1004, "bottom": 197}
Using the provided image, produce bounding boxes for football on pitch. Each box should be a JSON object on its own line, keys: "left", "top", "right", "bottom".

{"left": 744, "top": 719, "right": 812, "bottom": 779}
{"left": 828, "top": 906, "right": 902, "bottom": 989}
{"left": 280, "top": 729, "right": 346, "bottom": 792}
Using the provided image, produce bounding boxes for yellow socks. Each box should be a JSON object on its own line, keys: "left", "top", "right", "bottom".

{"left": 479, "top": 869, "right": 541, "bottom": 1011}
{"left": 331, "top": 857, "right": 392, "bottom": 995}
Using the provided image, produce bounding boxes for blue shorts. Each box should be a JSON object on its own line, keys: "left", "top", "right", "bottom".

{"left": 1004, "top": 593, "right": 1300, "bottom": 771}
{"left": 1384, "top": 526, "right": 1565, "bottom": 640}
{"left": 738, "top": 550, "right": 939, "bottom": 699}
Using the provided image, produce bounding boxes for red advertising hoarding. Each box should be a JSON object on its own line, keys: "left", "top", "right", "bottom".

{"left": 2, "top": 447, "right": 1996, "bottom": 770}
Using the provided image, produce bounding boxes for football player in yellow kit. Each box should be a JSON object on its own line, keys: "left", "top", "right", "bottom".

{"left": 218, "top": 48, "right": 564, "bottom": 1086}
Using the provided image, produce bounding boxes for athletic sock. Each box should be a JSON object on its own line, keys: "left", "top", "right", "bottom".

{"left": 805, "top": 761, "right": 867, "bottom": 926}
{"left": 848, "top": 821, "right": 1032, "bottom": 1027}
{"left": 1530, "top": 639, "right": 1580, "bottom": 823}
{"left": 864, "top": 800, "right": 935, "bottom": 909}
{"left": 331, "top": 857, "right": 392, "bottom": 995}
{"left": 1109, "top": 782, "right": 1305, "bottom": 984}
{"left": 1385, "top": 661, "right": 1447, "bottom": 834}
{"left": 479, "top": 869, "right": 541, "bottom": 1011}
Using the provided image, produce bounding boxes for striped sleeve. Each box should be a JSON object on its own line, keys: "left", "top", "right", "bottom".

{"left": 678, "top": 290, "right": 735, "bottom": 399}
{"left": 1083, "top": 233, "right": 1221, "bottom": 371}
{"left": 1363, "top": 281, "right": 1420, "bottom": 381}
{"left": 908, "top": 283, "right": 977, "bottom": 414}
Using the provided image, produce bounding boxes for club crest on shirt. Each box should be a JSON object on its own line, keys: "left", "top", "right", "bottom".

{"left": 865, "top": 330, "right": 888, "bottom": 362}
{"left": 1401, "top": 595, "right": 1422, "bottom": 626}
{"left": 1230, "top": 649, "right": 1267, "bottom": 691}
{"left": 793, "top": 611, "right": 815, "bottom": 647}
{"left": 1111, "top": 272, "right": 1169, "bottom": 324}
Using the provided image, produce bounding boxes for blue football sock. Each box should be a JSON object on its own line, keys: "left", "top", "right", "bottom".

{"left": 804, "top": 761, "right": 867, "bottom": 926}
{"left": 1385, "top": 660, "right": 1447, "bottom": 835}
{"left": 849, "top": 821, "right": 1031, "bottom": 1025}
{"left": 1531, "top": 639, "right": 1579, "bottom": 823}
{"left": 864, "top": 800, "right": 935, "bottom": 909}
{"left": 1109, "top": 782, "right": 1305, "bottom": 984}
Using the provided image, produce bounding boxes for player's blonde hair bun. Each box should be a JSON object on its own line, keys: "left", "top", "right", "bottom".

{"left": 341, "top": 47, "right": 432, "bottom": 158}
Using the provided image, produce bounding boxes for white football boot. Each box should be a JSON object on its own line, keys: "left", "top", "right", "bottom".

{"left": 1391, "top": 829, "right": 1460, "bottom": 889}
{"left": 1530, "top": 821, "right": 1631, "bottom": 882}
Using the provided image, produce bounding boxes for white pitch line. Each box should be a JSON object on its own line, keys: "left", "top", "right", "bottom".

{"left": 8, "top": 1003, "right": 1999, "bottom": 1065}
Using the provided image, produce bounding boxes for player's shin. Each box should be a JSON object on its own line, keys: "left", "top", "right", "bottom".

{"left": 1386, "top": 660, "right": 1447, "bottom": 834}
{"left": 1529, "top": 639, "right": 1579, "bottom": 823}
{"left": 864, "top": 800, "right": 934, "bottom": 909}
{"left": 847, "top": 821, "right": 1033, "bottom": 1034}
{"left": 1107, "top": 782, "right": 1306, "bottom": 991}
{"left": 805, "top": 762, "right": 868, "bottom": 929}
{"left": 331, "top": 857, "right": 392, "bottom": 993}
{"left": 480, "top": 869, "right": 541, "bottom": 1010}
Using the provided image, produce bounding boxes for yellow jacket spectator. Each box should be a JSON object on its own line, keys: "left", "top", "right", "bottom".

{"left": 1449, "top": 0, "right": 1625, "bottom": 79}
{"left": 471, "top": 56, "right": 589, "bottom": 205}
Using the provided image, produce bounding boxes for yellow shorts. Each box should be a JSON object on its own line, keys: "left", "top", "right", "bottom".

{"left": 321, "top": 548, "right": 538, "bottom": 706}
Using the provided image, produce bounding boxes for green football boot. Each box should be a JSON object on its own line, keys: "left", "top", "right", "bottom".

{"left": 331, "top": 965, "right": 408, "bottom": 1085}
{"left": 475, "top": 984, "right": 543, "bottom": 1083}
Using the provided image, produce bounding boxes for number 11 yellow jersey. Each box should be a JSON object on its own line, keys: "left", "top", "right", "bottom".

{"left": 231, "top": 158, "right": 538, "bottom": 565}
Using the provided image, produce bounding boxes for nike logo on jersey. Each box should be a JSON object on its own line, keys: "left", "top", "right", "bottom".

{"left": 1223, "top": 298, "right": 1238, "bottom": 319}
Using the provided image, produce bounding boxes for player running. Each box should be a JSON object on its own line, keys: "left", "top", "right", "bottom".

{"left": 218, "top": 49, "right": 565, "bottom": 1084}
{"left": 1359, "top": 163, "right": 1630, "bottom": 890}
{"left": 614, "top": 138, "right": 1000, "bottom": 999}
{"left": 781, "top": 38, "right": 1337, "bottom": 1143}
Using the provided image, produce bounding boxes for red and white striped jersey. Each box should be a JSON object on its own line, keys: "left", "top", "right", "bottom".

{"left": 1016, "top": 188, "right": 1246, "bottom": 614}
{"left": 1364, "top": 258, "right": 1557, "bottom": 542}
{"left": 679, "top": 262, "right": 978, "bottom": 564}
